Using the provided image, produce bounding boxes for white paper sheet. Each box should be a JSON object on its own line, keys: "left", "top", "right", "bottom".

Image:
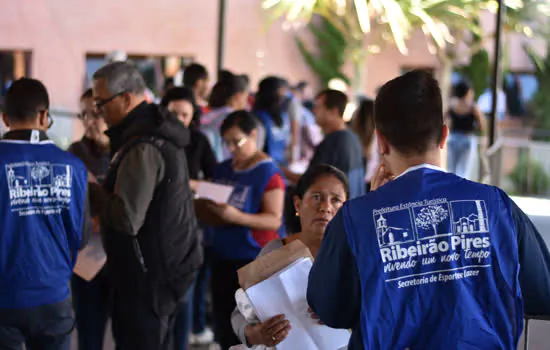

{"left": 246, "top": 258, "right": 351, "bottom": 350}
{"left": 73, "top": 234, "right": 106, "bottom": 282}
{"left": 196, "top": 182, "right": 235, "bottom": 204}
{"left": 288, "top": 160, "right": 309, "bottom": 175}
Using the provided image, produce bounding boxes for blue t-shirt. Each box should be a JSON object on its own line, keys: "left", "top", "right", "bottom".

{"left": 0, "top": 135, "right": 88, "bottom": 308}
{"left": 256, "top": 110, "right": 290, "bottom": 167}
{"left": 209, "top": 159, "right": 283, "bottom": 261}
{"left": 308, "top": 165, "right": 550, "bottom": 349}
{"left": 308, "top": 128, "right": 365, "bottom": 199}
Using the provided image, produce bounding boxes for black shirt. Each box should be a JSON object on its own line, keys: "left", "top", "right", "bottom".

{"left": 68, "top": 137, "right": 111, "bottom": 183}
{"left": 186, "top": 129, "right": 217, "bottom": 180}
{"left": 449, "top": 108, "right": 476, "bottom": 134}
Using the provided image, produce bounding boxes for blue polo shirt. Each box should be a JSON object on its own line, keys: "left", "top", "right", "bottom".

{"left": 308, "top": 164, "right": 550, "bottom": 349}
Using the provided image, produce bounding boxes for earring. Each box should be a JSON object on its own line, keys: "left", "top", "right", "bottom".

{"left": 295, "top": 212, "right": 300, "bottom": 217}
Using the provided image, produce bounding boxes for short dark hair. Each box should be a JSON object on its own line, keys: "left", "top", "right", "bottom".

{"left": 286, "top": 164, "right": 350, "bottom": 233}
{"left": 163, "top": 77, "right": 175, "bottom": 90}
{"left": 208, "top": 75, "right": 248, "bottom": 109}
{"left": 374, "top": 69, "right": 443, "bottom": 155}
{"left": 316, "top": 89, "right": 348, "bottom": 116}
{"left": 239, "top": 74, "right": 250, "bottom": 89}
{"left": 4, "top": 78, "right": 50, "bottom": 123}
{"left": 81, "top": 88, "right": 93, "bottom": 100}
{"left": 161, "top": 87, "right": 200, "bottom": 129}
{"left": 183, "top": 63, "right": 208, "bottom": 88}
{"left": 161, "top": 86, "right": 196, "bottom": 107}
{"left": 220, "top": 110, "right": 257, "bottom": 136}
{"left": 253, "top": 76, "right": 287, "bottom": 127}
{"left": 453, "top": 80, "right": 471, "bottom": 98}
{"left": 218, "top": 70, "right": 235, "bottom": 83}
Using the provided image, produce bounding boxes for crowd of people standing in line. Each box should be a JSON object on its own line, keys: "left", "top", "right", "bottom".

{"left": 1, "top": 60, "right": 550, "bottom": 350}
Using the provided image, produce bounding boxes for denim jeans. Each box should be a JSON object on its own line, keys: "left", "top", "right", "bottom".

{"left": 447, "top": 132, "right": 476, "bottom": 179}
{"left": 0, "top": 298, "right": 74, "bottom": 350}
{"left": 71, "top": 270, "right": 111, "bottom": 350}
{"left": 192, "top": 246, "right": 210, "bottom": 334}
{"left": 173, "top": 281, "right": 195, "bottom": 350}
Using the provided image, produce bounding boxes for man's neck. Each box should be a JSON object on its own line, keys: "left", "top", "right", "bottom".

{"left": 323, "top": 118, "right": 346, "bottom": 134}
{"left": 6, "top": 124, "right": 45, "bottom": 132}
{"left": 391, "top": 149, "right": 443, "bottom": 176}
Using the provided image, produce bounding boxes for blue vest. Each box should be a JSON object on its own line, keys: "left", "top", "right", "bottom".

{"left": 344, "top": 165, "right": 523, "bottom": 349}
{"left": 0, "top": 135, "right": 87, "bottom": 308}
{"left": 256, "top": 110, "right": 290, "bottom": 167}
{"left": 210, "top": 159, "right": 282, "bottom": 261}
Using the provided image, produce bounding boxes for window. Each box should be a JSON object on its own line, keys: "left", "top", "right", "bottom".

{"left": 504, "top": 72, "right": 538, "bottom": 117}
{"left": 85, "top": 54, "right": 193, "bottom": 96}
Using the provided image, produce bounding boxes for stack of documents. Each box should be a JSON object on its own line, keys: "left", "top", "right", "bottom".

{"left": 245, "top": 257, "right": 351, "bottom": 350}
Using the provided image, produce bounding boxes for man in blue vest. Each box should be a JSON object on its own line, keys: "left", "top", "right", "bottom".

{"left": 308, "top": 70, "right": 550, "bottom": 349}
{"left": 0, "top": 78, "right": 90, "bottom": 349}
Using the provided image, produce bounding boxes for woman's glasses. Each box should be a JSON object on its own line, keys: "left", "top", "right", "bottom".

{"left": 224, "top": 137, "right": 247, "bottom": 149}
{"left": 77, "top": 110, "right": 102, "bottom": 121}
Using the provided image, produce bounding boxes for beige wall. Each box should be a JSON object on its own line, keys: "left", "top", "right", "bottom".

{"left": 0, "top": 0, "right": 545, "bottom": 112}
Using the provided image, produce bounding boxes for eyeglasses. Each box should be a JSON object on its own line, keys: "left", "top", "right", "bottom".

{"left": 224, "top": 137, "right": 247, "bottom": 149}
{"left": 77, "top": 110, "right": 102, "bottom": 121}
{"left": 94, "top": 91, "right": 126, "bottom": 111}
{"left": 41, "top": 110, "right": 54, "bottom": 129}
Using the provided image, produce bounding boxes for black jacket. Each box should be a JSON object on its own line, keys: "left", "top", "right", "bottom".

{"left": 92, "top": 102, "right": 202, "bottom": 315}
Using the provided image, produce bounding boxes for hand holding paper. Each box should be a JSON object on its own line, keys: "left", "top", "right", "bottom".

{"left": 195, "top": 181, "right": 234, "bottom": 204}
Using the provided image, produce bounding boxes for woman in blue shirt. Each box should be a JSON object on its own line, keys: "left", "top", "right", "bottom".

{"left": 253, "top": 77, "right": 291, "bottom": 167}
{"left": 205, "top": 110, "right": 285, "bottom": 350}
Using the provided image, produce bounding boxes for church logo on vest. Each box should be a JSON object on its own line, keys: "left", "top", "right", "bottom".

{"left": 5, "top": 161, "right": 73, "bottom": 216}
{"left": 373, "top": 198, "right": 492, "bottom": 288}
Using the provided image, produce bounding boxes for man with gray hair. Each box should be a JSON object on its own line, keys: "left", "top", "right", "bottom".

{"left": 88, "top": 61, "right": 202, "bottom": 350}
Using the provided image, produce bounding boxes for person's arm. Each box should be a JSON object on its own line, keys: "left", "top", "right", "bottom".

{"left": 282, "top": 137, "right": 328, "bottom": 184}
{"left": 281, "top": 168, "right": 301, "bottom": 184}
{"left": 473, "top": 105, "right": 486, "bottom": 135}
{"left": 200, "top": 134, "right": 218, "bottom": 180}
{"left": 307, "top": 207, "right": 361, "bottom": 328}
{"left": 232, "top": 240, "right": 287, "bottom": 345}
{"left": 209, "top": 174, "right": 285, "bottom": 231}
{"left": 89, "top": 143, "right": 165, "bottom": 235}
{"left": 509, "top": 198, "right": 550, "bottom": 316}
{"left": 80, "top": 184, "right": 92, "bottom": 249}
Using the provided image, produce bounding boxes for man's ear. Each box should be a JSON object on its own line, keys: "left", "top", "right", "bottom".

{"left": 375, "top": 129, "right": 390, "bottom": 155}
{"left": 439, "top": 125, "right": 449, "bottom": 149}
{"left": 2, "top": 113, "right": 10, "bottom": 128}
{"left": 38, "top": 110, "right": 48, "bottom": 129}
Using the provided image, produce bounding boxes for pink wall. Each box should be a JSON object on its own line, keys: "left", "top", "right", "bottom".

{"left": 0, "top": 0, "right": 544, "bottom": 112}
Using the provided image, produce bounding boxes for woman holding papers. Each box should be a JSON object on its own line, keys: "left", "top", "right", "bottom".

{"left": 230, "top": 164, "right": 350, "bottom": 348}
{"left": 205, "top": 110, "right": 286, "bottom": 350}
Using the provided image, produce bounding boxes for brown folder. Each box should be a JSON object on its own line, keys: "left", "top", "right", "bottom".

{"left": 237, "top": 240, "right": 313, "bottom": 290}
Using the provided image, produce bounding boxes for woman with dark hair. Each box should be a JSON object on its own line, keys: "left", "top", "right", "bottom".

{"left": 253, "top": 76, "right": 291, "bottom": 166}
{"left": 230, "top": 164, "right": 350, "bottom": 348}
{"left": 161, "top": 87, "right": 217, "bottom": 350}
{"left": 350, "top": 97, "right": 378, "bottom": 191}
{"left": 201, "top": 75, "right": 249, "bottom": 162}
{"left": 446, "top": 80, "right": 485, "bottom": 179}
{"left": 204, "top": 110, "right": 285, "bottom": 350}
{"left": 69, "top": 88, "right": 111, "bottom": 350}
{"left": 161, "top": 87, "right": 217, "bottom": 186}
